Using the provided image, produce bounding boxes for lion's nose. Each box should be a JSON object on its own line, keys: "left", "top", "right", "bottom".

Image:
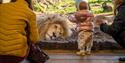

{"left": 53, "top": 32, "right": 57, "bottom": 38}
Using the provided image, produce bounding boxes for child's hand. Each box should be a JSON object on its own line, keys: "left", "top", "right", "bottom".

{"left": 79, "top": 26, "right": 93, "bottom": 31}
{"left": 85, "top": 17, "right": 94, "bottom": 22}
{"left": 68, "top": 15, "right": 77, "bottom": 23}
{"left": 79, "top": 22, "right": 94, "bottom": 31}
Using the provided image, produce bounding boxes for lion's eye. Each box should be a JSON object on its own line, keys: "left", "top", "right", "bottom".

{"left": 59, "top": 32, "right": 62, "bottom": 35}
{"left": 54, "top": 25, "right": 58, "bottom": 28}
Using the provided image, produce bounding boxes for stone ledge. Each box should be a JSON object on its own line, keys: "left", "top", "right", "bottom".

{"left": 38, "top": 41, "right": 123, "bottom": 50}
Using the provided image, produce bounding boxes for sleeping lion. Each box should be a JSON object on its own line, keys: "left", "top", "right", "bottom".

{"left": 37, "top": 13, "right": 72, "bottom": 40}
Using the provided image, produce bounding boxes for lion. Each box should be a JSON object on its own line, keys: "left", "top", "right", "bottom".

{"left": 37, "top": 13, "right": 72, "bottom": 40}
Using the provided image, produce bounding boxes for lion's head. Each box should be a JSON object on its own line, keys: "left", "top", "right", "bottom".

{"left": 37, "top": 13, "right": 71, "bottom": 40}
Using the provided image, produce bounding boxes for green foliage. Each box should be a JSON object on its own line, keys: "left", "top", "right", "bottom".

{"left": 47, "top": 0, "right": 76, "bottom": 14}
{"left": 33, "top": 0, "right": 113, "bottom": 14}
{"left": 89, "top": 0, "right": 112, "bottom": 3}
{"left": 33, "top": 3, "right": 44, "bottom": 12}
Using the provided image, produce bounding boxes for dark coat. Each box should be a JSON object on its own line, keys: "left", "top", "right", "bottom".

{"left": 100, "top": 3, "right": 125, "bottom": 48}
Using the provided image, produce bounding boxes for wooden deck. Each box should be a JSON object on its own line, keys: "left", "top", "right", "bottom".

{"left": 45, "top": 50, "right": 125, "bottom": 63}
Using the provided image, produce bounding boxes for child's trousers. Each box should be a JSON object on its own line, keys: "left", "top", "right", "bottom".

{"left": 77, "top": 31, "right": 93, "bottom": 52}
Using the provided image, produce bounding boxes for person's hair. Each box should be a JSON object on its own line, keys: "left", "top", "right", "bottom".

{"left": 79, "top": 2, "right": 91, "bottom": 10}
{"left": 0, "top": 0, "right": 33, "bottom": 9}
{"left": 113, "top": 0, "right": 125, "bottom": 15}
{"left": 25, "top": 0, "right": 33, "bottom": 10}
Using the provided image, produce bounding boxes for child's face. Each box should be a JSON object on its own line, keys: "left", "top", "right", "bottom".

{"left": 79, "top": 2, "right": 89, "bottom": 10}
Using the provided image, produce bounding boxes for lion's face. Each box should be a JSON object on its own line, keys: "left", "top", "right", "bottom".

{"left": 45, "top": 23, "right": 64, "bottom": 40}
{"left": 38, "top": 14, "right": 71, "bottom": 40}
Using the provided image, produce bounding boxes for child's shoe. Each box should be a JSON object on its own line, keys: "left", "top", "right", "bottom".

{"left": 80, "top": 52, "right": 86, "bottom": 56}
{"left": 76, "top": 51, "right": 82, "bottom": 55}
{"left": 86, "top": 51, "right": 91, "bottom": 55}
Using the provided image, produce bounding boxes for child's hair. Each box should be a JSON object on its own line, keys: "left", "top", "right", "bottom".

{"left": 75, "top": 0, "right": 91, "bottom": 11}
{"left": 79, "top": 2, "right": 91, "bottom": 10}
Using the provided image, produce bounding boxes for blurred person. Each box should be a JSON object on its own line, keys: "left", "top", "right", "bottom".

{"left": 0, "top": 0, "right": 39, "bottom": 63}
{"left": 97, "top": 0, "right": 125, "bottom": 62}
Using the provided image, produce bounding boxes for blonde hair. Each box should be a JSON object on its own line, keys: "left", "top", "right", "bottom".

{"left": 113, "top": 0, "right": 124, "bottom": 15}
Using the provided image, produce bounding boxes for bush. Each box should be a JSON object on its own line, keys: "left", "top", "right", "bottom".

{"left": 33, "top": 0, "right": 113, "bottom": 14}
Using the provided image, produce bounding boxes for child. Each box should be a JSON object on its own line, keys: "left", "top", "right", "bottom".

{"left": 69, "top": 0, "right": 94, "bottom": 55}
{"left": 75, "top": 10, "right": 94, "bottom": 55}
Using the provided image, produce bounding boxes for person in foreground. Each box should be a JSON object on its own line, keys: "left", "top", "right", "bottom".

{"left": 97, "top": 0, "right": 125, "bottom": 62}
{"left": 0, "top": 0, "right": 39, "bottom": 63}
